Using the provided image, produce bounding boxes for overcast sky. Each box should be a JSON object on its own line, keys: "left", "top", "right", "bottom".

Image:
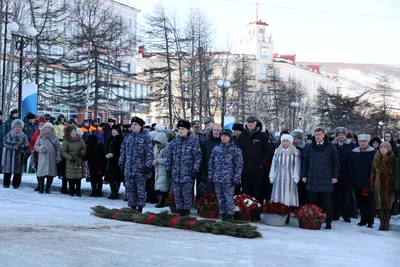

{"left": 125, "top": 0, "right": 399, "bottom": 65}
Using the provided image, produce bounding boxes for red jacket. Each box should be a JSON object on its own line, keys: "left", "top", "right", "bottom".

{"left": 30, "top": 130, "right": 40, "bottom": 152}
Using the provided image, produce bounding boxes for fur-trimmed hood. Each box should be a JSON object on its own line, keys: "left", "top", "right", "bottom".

{"left": 352, "top": 146, "right": 375, "bottom": 153}
{"left": 331, "top": 138, "right": 351, "bottom": 145}
{"left": 274, "top": 143, "right": 297, "bottom": 156}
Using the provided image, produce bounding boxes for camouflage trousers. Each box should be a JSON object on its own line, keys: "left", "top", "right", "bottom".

{"left": 172, "top": 181, "right": 193, "bottom": 210}
{"left": 125, "top": 175, "right": 146, "bottom": 208}
{"left": 215, "top": 183, "right": 235, "bottom": 215}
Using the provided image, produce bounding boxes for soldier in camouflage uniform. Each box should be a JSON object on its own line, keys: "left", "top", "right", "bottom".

{"left": 208, "top": 129, "right": 243, "bottom": 221}
{"left": 166, "top": 120, "right": 201, "bottom": 216}
{"left": 119, "top": 117, "right": 153, "bottom": 212}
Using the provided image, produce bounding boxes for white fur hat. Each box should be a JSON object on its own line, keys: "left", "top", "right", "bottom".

{"left": 281, "top": 134, "right": 294, "bottom": 144}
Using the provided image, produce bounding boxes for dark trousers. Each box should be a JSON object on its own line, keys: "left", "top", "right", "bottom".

{"left": 90, "top": 173, "right": 103, "bottom": 196}
{"left": 38, "top": 176, "right": 54, "bottom": 193}
{"left": 68, "top": 179, "right": 81, "bottom": 195}
{"left": 307, "top": 191, "right": 333, "bottom": 223}
{"left": 333, "top": 187, "right": 351, "bottom": 219}
{"left": 356, "top": 190, "right": 374, "bottom": 224}
{"left": 298, "top": 181, "right": 308, "bottom": 206}
{"left": 3, "top": 173, "right": 22, "bottom": 188}
{"left": 242, "top": 173, "right": 262, "bottom": 204}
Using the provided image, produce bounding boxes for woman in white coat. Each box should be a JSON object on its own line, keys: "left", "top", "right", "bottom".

{"left": 269, "top": 134, "right": 300, "bottom": 207}
{"left": 153, "top": 132, "right": 169, "bottom": 208}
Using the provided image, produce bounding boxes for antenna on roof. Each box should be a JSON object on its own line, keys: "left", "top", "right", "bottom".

{"left": 256, "top": 1, "right": 259, "bottom": 22}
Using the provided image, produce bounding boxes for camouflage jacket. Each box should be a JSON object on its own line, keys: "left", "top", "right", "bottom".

{"left": 166, "top": 135, "right": 201, "bottom": 183}
{"left": 119, "top": 129, "right": 153, "bottom": 178}
{"left": 208, "top": 141, "right": 243, "bottom": 184}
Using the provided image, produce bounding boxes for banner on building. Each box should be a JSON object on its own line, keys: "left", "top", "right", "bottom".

{"left": 260, "top": 45, "right": 270, "bottom": 59}
{"left": 22, "top": 83, "right": 38, "bottom": 119}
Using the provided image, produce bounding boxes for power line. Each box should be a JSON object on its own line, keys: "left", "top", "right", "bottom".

{"left": 227, "top": 0, "right": 400, "bottom": 20}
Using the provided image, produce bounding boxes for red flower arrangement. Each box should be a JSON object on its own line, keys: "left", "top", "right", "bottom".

{"left": 234, "top": 194, "right": 260, "bottom": 215}
{"left": 195, "top": 194, "right": 219, "bottom": 211}
{"left": 166, "top": 193, "right": 175, "bottom": 206}
{"left": 260, "top": 202, "right": 291, "bottom": 215}
{"left": 294, "top": 204, "right": 326, "bottom": 222}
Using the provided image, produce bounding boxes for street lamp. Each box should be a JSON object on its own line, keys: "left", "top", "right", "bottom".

{"left": 342, "top": 111, "right": 349, "bottom": 128}
{"left": 9, "top": 22, "right": 37, "bottom": 115}
{"left": 290, "top": 101, "right": 299, "bottom": 131}
{"left": 378, "top": 121, "right": 385, "bottom": 139}
{"left": 217, "top": 79, "right": 230, "bottom": 127}
{"left": 1, "top": 6, "right": 14, "bottom": 114}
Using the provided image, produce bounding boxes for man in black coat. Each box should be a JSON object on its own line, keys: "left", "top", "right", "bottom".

{"left": 292, "top": 130, "right": 308, "bottom": 206}
{"left": 198, "top": 124, "right": 222, "bottom": 198}
{"left": 331, "top": 127, "right": 355, "bottom": 223}
{"left": 232, "top": 123, "right": 244, "bottom": 145}
{"left": 103, "top": 118, "right": 115, "bottom": 146}
{"left": 348, "top": 134, "right": 376, "bottom": 228}
{"left": 238, "top": 116, "right": 270, "bottom": 207}
{"left": 301, "top": 127, "right": 339, "bottom": 229}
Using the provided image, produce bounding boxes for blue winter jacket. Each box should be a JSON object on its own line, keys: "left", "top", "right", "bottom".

{"left": 166, "top": 134, "right": 201, "bottom": 183}
{"left": 208, "top": 141, "right": 243, "bottom": 184}
{"left": 119, "top": 129, "right": 153, "bottom": 179}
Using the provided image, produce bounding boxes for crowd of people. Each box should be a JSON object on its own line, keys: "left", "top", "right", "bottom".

{"left": 1, "top": 109, "right": 400, "bottom": 231}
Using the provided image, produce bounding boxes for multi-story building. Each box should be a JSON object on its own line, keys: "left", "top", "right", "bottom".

{"left": 1, "top": 0, "right": 149, "bottom": 123}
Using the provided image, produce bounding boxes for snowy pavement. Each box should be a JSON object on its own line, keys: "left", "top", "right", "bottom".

{"left": 0, "top": 174, "right": 399, "bottom": 267}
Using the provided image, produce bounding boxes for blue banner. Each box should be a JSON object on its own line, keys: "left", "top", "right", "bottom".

{"left": 21, "top": 83, "right": 38, "bottom": 119}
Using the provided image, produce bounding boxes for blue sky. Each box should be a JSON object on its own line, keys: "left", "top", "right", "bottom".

{"left": 124, "top": 0, "right": 400, "bottom": 65}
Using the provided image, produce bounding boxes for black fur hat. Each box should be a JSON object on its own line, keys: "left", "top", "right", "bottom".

{"left": 177, "top": 120, "right": 191, "bottom": 130}
{"left": 131, "top": 116, "right": 145, "bottom": 127}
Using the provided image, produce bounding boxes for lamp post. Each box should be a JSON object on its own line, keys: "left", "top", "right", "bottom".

{"left": 378, "top": 121, "right": 385, "bottom": 139}
{"left": 290, "top": 101, "right": 299, "bottom": 131}
{"left": 1, "top": 5, "right": 14, "bottom": 113}
{"left": 217, "top": 79, "right": 230, "bottom": 127}
{"left": 342, "top": 111, "right": 349, "bottom": 128}
{"left": 9, "top": 22, "right": 37, "bottom": 114}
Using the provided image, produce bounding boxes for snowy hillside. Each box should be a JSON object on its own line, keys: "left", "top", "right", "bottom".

{"left": 299, "top": 62, "right": 400, "bottom": 102}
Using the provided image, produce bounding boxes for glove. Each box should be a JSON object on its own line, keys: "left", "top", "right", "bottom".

{"left": 270, "top": 178, "right": 275, "bottom": 184}
{"left": 40, "top": 146, "right": 47, "bottom": 153}
{"left": 232, "top": 182, "right": 240, "bottom": 187}
{"left": 294, "top": 177, "right": 299, "bottom": 184}
{"left": 18, "top": 144, "right": 24, "bottom": 149}
{"left": 143, "top": 167, "right": 152, "bottom": 174}
{"left": 106, "top": 153, "right": 113, "bottom": 159}
{"left": 56, "top": 158, "right": 62, "bottom": 164}
{"left": 70, "top": 157, "right": 76, "bottom": 163}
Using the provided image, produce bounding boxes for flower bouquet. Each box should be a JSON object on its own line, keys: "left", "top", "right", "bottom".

{"left": 166, "top": 193, "right": 177, "bottom": 214}
{"left": 195, "top": 194, "right": 219, "bottom": 219}
{"left": 260, "top": 202, "right": 291, "bottom": 226}
{"left": 233, "top": 194, "right": 260, "bottom": 221}
{"left": 294, "top": 204, "right": 327, "bottom": 230}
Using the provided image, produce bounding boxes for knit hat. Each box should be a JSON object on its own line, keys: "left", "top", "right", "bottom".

{"left": 154, "top": 123, "right": 165, "bottom": 132}
{"left": 177, "top": 120, "right": 191, "bottom": 130}
{"left": 203, "top": 117, "right": 215, "bottom": 124}
{"left": 43, "top": 122, "right": 54, "bottom": 129}
{"left": 76, "top": 128, "right": 84, "bottom": 136}
{"left": 281, "top": 134, "right": 294, "bottom": 144}
{"left": 220, "top": 129, "right": 233, "bottom": 138}
{"left": 291, "top": 130, "right": 304, "bottom": 140}
{"left": 232, "top": 123, "right": 244, "bottom": 132}
{"left": 335, "top": 127, "right": 347, "bottom": 136}
{"left": 246, "top": 116, "right": 258, "bottom": 122}
{"left": 131, "top": 116, "right": 145, "bottom": 127}
{"left": 358, "top": 134, "right": 370, "bottom": 141}
{"left": 379, "top": 142, "right": 392, "bottom": 152}
{"left": 11, "top": 119, "right": 24, "bottom": 129}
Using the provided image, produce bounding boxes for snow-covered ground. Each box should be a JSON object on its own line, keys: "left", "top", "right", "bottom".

{"left": 0, "top": 174, "right": 399, "bottom": 267}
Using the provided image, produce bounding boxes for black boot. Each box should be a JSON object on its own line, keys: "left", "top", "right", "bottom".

{"left": 108, "top": 183, "right": 115, "bottom": 199}
{"left": 221, "top": 214, "right": 226, "bottom": 221}
{"left": 45, "top": 177, "right": 53, "bottom": 193}
{"left": 111, "top": 184, "right": 120, "bottom": 199}
{"left": 286, "top": 214, "right": 290, "bottom": 224}
{"left": 35, "top": 177, "right": 40, "bottom": 191}
{"left": 38, "top": 177, "right": 45, "bottom": 194}
{"left": 367, "top": 222, "right": 373, "bottom": 228}
{"left": 68, "top": 180, "right": 75, "bottom": 196}
{"left": 90, "top": 181, "right": 97, "bottom": 197}
{"left": 178, "top": 209, "right": 184, "bottom": 216}
{"left": 75, "top": 179, "right": 82, "bottom": 197}
{"left": 96, "top": 182, "right": 103, "bottom": 197}
{"left": 325, "top": 222, "right": 332, "bottom": 229}
{"left": 184, "top": 209, "right": 191, "bottom": 216}
{"left": 226, "top": 214, "right": 233, "bottom": 221}
{"left": 130, "top": 206, "right": 137, "bottom": 210}
{"left": 60, "top": 177, "right": 69, "bottom": 194}
{"left": 137, "top": 206, "right": 143, "bottom": 213}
